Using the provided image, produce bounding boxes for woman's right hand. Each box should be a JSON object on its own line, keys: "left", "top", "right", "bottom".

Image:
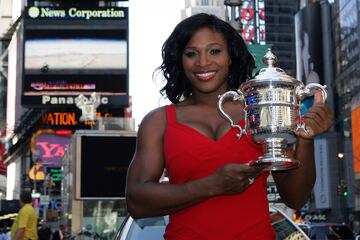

{"left": 207, "top": 163, "right": 267, "bottom": 196}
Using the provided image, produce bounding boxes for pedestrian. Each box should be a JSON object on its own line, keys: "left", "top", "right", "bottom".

{"left": 125, "top": 13, "right": 333, "bottom": 239}
{"left": 10, "top": 191, "right": 38, "bottom": 240}
{"left": 38, "top": 220, "right": 52, "bottom": 240}
{"left": 52, "top": 224, "right": 65, "bottom": 240}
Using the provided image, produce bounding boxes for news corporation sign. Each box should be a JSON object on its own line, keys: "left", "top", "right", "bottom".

{"left": 27, "top": 6, "right": 126, "bottom": 20}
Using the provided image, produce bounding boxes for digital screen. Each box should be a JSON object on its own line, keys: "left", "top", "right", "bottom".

{"left": 79, "top": 135, "right": 136, "bottom": 198}
{"left": 25, "top": 38, "right": 127, "bottom": 70}
{"left": 22, "top": 6, "right": 129, "bottom": 107}
{"left": 0, "top": 200, "right": 20, "bottom": 213}
{"left": 23, "top": 74, "right": 127, "bottom": 95}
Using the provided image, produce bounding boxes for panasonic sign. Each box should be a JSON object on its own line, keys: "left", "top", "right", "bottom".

{"left": 42, "top": 96, "right": 109, "bottom": 105}
{"left": 27, "top": 7, "right": 126, "bottom": 20}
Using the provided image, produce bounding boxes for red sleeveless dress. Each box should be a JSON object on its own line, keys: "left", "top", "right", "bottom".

{"left": 163, "top": 105, "right": 276, "bottom": 240}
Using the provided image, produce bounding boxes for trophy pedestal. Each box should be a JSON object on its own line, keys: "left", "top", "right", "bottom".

{"left": 255, "top": 138, "right": 300, "bottom": 171}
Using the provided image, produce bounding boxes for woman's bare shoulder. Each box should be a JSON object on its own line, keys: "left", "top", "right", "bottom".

{"left": 138, "top": 105, "right": 169, "bottom": 133}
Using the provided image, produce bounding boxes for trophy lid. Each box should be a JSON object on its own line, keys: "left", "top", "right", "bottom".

{"left": 243, "top": 48, "right": 301, "bottom": 87}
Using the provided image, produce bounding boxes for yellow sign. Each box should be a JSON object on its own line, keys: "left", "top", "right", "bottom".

{"left": 28, "top": 161, "right": 45, "bottom": 180}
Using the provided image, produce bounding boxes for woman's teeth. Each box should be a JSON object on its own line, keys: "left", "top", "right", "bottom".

{"left": 195, "top": 72, "right": 216, "bottom": 80}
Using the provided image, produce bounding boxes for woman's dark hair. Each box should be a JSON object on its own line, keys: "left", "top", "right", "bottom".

{"left": 157, "top": 13, "right": 255, "bottom": 104}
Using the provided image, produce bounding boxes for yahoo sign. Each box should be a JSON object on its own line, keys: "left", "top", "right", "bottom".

{"left": 31, "top": 130, "right": 71, "bottom": 167}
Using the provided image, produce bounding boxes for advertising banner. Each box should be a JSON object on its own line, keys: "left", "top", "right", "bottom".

{"left": 31, "top": 129, "right": 71, "bottom": 167}
{"left": 295, "top": 3, "right": 324, "bottom": 85}
{"left": 351, "top": 106, "right": 360, "bottom": 174}
{"left": 74, "top": 131, "right": 136, "bottom": 199}
{"left": 313, "top": 137, "right": 332, "bottom": 209}
{"left": 240, "top": 0, "right": 266, "bottom": 45}
{"left": 22, "top": 6, "right": 129, "bottom": 108}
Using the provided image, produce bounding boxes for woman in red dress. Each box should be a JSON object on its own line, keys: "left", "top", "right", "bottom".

{"left": 125, "top": 13, "right": 333, "bottom": 239}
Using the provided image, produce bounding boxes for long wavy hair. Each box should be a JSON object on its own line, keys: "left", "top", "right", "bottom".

{"left": 156, "top": 13, "right": 255, "bottom": 104}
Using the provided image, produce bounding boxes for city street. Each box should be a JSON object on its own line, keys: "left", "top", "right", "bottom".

{"left": 0, "top": 0, "right": 359, "bottom": 239}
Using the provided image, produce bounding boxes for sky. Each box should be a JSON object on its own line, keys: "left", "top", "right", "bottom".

{"left": 128, "top": 0, "right": 185, "bottom": 129}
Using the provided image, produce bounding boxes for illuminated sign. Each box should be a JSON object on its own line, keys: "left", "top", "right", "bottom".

{"left": 49, "top": 168, "right": 62, "bottom": 182}
{"left": 22, "top": 7, "right": 129, "bottom": 108}
{"left": 42, "top": 95, "right": 109, "bottom": 105}
{"left": 27, "top": 7, "right": 126, "bottom": 20}
{"left": 23, "top": 94, "right": 127, "bottom": 108}
{"left": 31, "top": 82, "right": 95, "bottom": 91}
{"left": 41, "top": 111, "right": 113, "bottom": 126}
{"left": 31, "top": 130, "right": 71, "bottom": 167}
{"left": 240, "top": 0, "right": 266, "bottom": 45}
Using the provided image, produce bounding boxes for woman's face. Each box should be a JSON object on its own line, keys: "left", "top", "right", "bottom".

{"left": 182, "top": 27, "right": 231, "bottom": 95}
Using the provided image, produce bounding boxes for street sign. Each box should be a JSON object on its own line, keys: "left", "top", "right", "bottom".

{"left": 39, "top": 195, "right": 50, "bottom": 205}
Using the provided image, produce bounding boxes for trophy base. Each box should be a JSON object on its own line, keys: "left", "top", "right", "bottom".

{"left": 253, "top": 137, "right": 301, "bottom": 171}
{"left": 254, "top": 157, "right": 300, "bottom": 171}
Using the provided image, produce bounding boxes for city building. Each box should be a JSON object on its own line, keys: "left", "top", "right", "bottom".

{"left": 331, "top": 0, "right": 360, "bottom": 230}
{"left": 293, "top": 0, "right": 359, "bottom": 231}
{"left": 182, "top": 0, "right": 225, "bottom": 19}
{"left": 0, "top": 1, "right": 134, "bottom": 238}
{"left": 265, "top": 0, "right": 298, "bottom": 76}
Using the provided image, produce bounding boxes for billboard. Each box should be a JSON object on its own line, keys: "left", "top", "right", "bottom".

{"left": 22, "top": 6, "right": 129, "bottom": 108}
{"left": 74, "top": 131, "right": 136, "bottom": 199}
{"left": 240, "top": 0, "right": 266, "bottom": 45}
{"left": 351, "top": 106, "right": 360, "bottom": 174}
{"left": 30, "top": 129, "right": 72, "bottom": 167}
{"left": 25, "top": 38, "right": 127, "bottom": 70}
{"left": 40, "top": 110, "right": 121, "bottom": 129}
{"left": 295, "top": 3, "right": 324, "bottom": 85}
{"left": 313, "top": 138, "right": 332, "bottom": 209}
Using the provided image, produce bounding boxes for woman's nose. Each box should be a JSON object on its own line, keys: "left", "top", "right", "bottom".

{"left": 197, "top": 53, "right": 211, "bottom": 66}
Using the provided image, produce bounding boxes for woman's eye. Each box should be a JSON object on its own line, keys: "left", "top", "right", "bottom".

{"left": 184, "top": 51, "right": 196, "bottom": 58}
{"left": 210, "top": 49, "right": 221, "bottom": 55}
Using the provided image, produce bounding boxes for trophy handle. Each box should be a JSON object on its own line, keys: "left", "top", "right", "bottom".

{"left": 295, "top": 83, "right": 328, "bottom": 135}
{"left": 217, "top": 90, "right": 247, "bottom": 139}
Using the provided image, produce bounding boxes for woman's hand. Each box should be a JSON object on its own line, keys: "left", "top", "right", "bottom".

{"left": 207, "top": 163, "right": 267, "bottom": 196}
{"left": 296, "top": 90, "right": 334, "bottom": 139}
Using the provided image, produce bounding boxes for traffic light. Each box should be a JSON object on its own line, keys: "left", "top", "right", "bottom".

{"left": 336, "top": 182, "right": 348, "bottom": 197}
{"left": 342, "top": 185, "right": 348, "bottom": 197}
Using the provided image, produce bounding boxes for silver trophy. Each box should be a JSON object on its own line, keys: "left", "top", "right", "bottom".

{"left": 218, "top": 49, "right": 327, "bottom": 171}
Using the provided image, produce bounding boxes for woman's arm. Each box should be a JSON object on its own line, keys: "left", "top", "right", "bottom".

{"left": 125, "top": 107, "right": 266, "bottom": 218}
{"left": 273, "top": 91, "right": 334, "bottom": 210}
{"left": 125, "top": 107, "right": 214, "bottom": 218}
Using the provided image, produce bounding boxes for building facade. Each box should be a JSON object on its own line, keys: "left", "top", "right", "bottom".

{"left": 332, "top": 0, "right": 360, "bottom": 229}
{"left": 182, "top": 0, "right": 225, "bottom": 19}
{"left": 265, "top": 0, "right": 299, "bottom": 76}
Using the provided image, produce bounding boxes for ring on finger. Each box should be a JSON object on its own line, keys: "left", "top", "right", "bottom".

{"left": 248, "top": 177, "right": 255, "bottom": 185}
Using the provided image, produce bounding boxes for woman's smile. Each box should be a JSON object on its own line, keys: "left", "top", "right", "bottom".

{"left": 194, "top": 71, "right": 217, "bottom": 81}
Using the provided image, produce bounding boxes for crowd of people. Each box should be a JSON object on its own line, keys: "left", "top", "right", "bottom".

{"left": 2, "top": 190, "right": 111, "bottom": 240}
{"left": 5, "top": 191, "right": 67, "bottom": 240}
{"left": 38, "top": 221, "right": 65, "bottom": 240}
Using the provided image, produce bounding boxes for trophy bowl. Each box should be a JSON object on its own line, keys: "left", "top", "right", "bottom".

{"left": 218, "top": 49, "right": 327, "bottom": 171}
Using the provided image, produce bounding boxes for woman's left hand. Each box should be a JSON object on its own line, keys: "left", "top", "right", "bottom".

{"left": 296, "top": 90, "right": 334, "bottom": 139}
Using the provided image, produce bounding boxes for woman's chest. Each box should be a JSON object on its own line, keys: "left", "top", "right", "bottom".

{"left": 163, "top": 121, "right": 262, "bottom": 181}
